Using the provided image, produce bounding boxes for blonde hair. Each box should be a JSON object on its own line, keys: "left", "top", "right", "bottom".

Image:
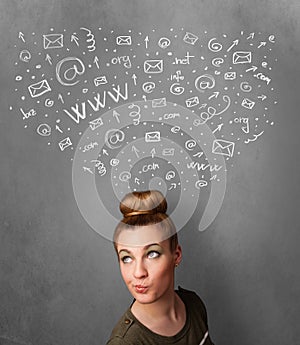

{"left": 113, "top": 190, "right": 178, "bottom": 252}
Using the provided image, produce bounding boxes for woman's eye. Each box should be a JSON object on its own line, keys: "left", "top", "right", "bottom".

{"left": 147, "top": 251, "right": 160, "bottom": 259}
{"left": 121, "top": 256, "right": 132, "bottom": 263}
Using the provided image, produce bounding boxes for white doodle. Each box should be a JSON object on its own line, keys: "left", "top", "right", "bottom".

{"left": 171, "top": 125, "right": 181, "bottom": 133}
{"left": 18, "top": 31, "right": 25, "bottom": 43}
{"left": 91, "top": 160, "right": 107, "bottom": 176}
{"left": 105, "top": 129, "right": 125, "bottom": 149}
{"left": 116, "top": 35, "right": 132, "bottom": 45}
{"left": 45, "top": 98, "right": 54, "bottom": 107}
{"left": 241, "top": 98, "right": 255, "bottom": 110}
{"left": 195, "top": 74, "right": 215, "bottom": 92}
{"left": 128, "top": 103, "right": 141, "bottom": 126}
{"left": 89, "top": 117, "right": 103, "bottom": 130}
{"left": 185, "top": 139, "right": 197, "bottom": 151}
{"left": 232, "top": 51, "right": 252, "bottom": 64}
{"left": 171, "top": 70, "right": 184, "bottom": 82}
{"left": 80, "top": 27, "right": 96, "bottom": 52}
{"left": 110, "top": 158, "right": 120, "bottom": 167}
{"left": 20, "top": 108, "right": 36, "bottom": 120}
{"left": 19, "top": 50, "right": 31, "bottom": 62}
{"left": 59, "top": 137, "right": 72, "bottom": 151}
{"left": 187, "top": 162, "right": 223, "bottom": 172}
{"left": 224, "top": 71, "right": 236, "bottom": 80}
{"left": 43, "top": 33, "right": 64, "bottom": 49}
{"left": 227, "top": 39, "right": 239, "bottom": 52}
{"left": 145, "top": 131, "right": 161, "bottom": 142}
{"left": 173, "top": 52, "right": 194, "bottom": 65}
{"left": 165, "top": 170, "right": 176, "bottom": 180}
{"left": 142, "top": 162, "right": 160, "bottom": 172}
{"left": 119, "top": 171, "right": 131, "bottom": 182}
{"left": 185, "top": 96, "right": 199, "bottom": 108}
{"left": 253, "top": 72, "right": 271, "bottom": 85}
{"left": 94, "top": 56, "right": 100, "bottom": 69}
{"left": 144, "top": 59, "right": 163, "bottom": 73}
{"left": 212, "top": 139, "right": 235, "bottom": 157}
{"left": 240, "top": 81, "right": 252, "bottom": 92}
{"left": 195, "top": 180, "right": 208, "bottom": 189}
{"left": 183, "top": 32, "right": 199, "bottom": 45}
{"left": 132, "top": 74, "right": 137, "bottom": 85}
{"left": 45, "top": 54, "right": 52, "bottom": 65}
{"left": 94, "top": 76, "right": 108, "bottom": 86}
{"left": 70, "top": 33, "right": 79, "bottom": 46}
{"left": 144, "top": 35, "right": 149, "bottom": 49}
{"left": 158, "top": 37, "right": 171, "bottom": 49}
{"left": 56, "top": 57, "right": 85, "bottom": 86}
{"left": 82, "top": 142, "right": 98, "bottom": 153}
{"left": 244, "top": 131, "right": 264, "bottom": 144}
{"left": 233, "top": 117, "right": 250, "bottom": 134}
{"left": 163, "top": 113, "right": 180, "bottom": 120}
{"left": 28, "top": 79, "right": 51, "bottom": 98}
{"left": 170, "top": 83, "right": 184, "bottom": 96}
{"left": 111, "top": 55, "right": 132, "bottom": 69}
{"left": 208, "top": 38, "right": 223, "bottom": 52}
{"left": 199, "top": 95, "right": 231, "bottom": 124}
{"left": 152, "top": 97, "right": 167, "bottom": 108}
{"left": 212, "top": 57, "right": 224, "bottom": 68}
{"left": 162, "top": 148, "right": 175, "bottom": 156}
{"left": 142, "top": 81, "right": 156, "bottom": 94}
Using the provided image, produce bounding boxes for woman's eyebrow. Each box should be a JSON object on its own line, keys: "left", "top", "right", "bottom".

{"left": 118, "top": 243, "right": 161, "bottom": 255}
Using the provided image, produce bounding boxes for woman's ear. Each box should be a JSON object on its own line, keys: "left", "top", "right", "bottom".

{"left": 174, "top": 244, "right": 182, "bottom": 266}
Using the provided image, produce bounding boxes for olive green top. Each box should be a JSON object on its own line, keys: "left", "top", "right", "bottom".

{"left": 106, "top": 287, "right": 215, "bottom": 345}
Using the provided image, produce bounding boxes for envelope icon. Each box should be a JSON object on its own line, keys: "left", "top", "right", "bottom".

{"left": 59, "top": 137, "right": 72, "bottom": 151}
{"left": 28, "top": 79, "right": 51, "bottom": 98}
{"left": 116, "top": 35, "right": 132, "bottom": 45}
{"left": 152, "top": 97, "right": 167, "bottom": 108}
{"left": 43, "top": 34, "right": 64, "bottom": 49}
{"left": 183, "top": 32, "right": 199, "bottom": 45}
{"left": 241, "top": 98, "right": 255, "bottom": 110}
{"left": 144, "top": 60, "right": 163, "bottom": 74}
{"left": 145, "top": 131, "right": 161, "bottom": 142}
{"left": 185, "top": 96, "right": 199, "bottom": 108}
{"left": 212, "top": 139, "right": 235, "bottom": 157}
{"left": 94, "top": 76, "right": 108, "bottom": 86}
{"left": 89, "top": 117, "right": 103, "bottom": 130}
{"left": 162, "top": 148, "right": 175, "bottom": 156}
{"left": 233, "top": 51, "right": 252, "bottom": 64}
{"left": 224, "top": 71, "right": 236, "bottom": 80}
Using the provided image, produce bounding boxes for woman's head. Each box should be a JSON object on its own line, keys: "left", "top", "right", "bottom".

{"left": 113, "top": 190, "right": 182, "bottom": 305}
{"left": 113, "top": 190, "right": 178, "bottom": 252}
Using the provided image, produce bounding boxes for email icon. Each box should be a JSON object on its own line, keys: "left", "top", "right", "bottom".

{"left": 145, "top": 131, "right": 161, "bottom": 143}
{"left": 89, "top": 117, "right": 103, "bottom": 130}
{"left": 94, "top": 76, "right": 108, "bottom": 86}
{"left": 144, "top": 60, "right": 163, "bottom": 74}
{"left": 28, "top": 79, "right": 51, "bottom": 98}
{"left": 162, "top": 148, "right": 175, "bottom": 156}
{"left": 212, "top": 139, "right": 235, "bottom": 157}
{"left": 183, "top": 32, "right": 199, "bottom": 45}
{"left": 116, "top": 35, "right": 132, "bottom": 45}
{"left": 185, "top": 96, "right": 199, "bottom": 108}
{"left": 152, "top": 97, "right": 167, "bottom": 108}
{"left": 59, "top": 137, "right": 72, "bottom": 151}
{"left": 232, "top": 51, "right": 252, "bottom": 64}
{"left": 43, "top": 34, "right": 64, "bottom": 49}
{"left": 241, "top": 98, "right": 255, "bottom": 110}
{"left": 224, "top": 71, "right": 237, "bottom": 80}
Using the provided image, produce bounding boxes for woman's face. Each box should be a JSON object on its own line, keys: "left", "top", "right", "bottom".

{"left": 116, "top": 224, "right": 182, "bottom": 305}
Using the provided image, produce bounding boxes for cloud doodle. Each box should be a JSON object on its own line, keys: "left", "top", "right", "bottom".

{"left": 11, "top": 27, "right": 277, "bottom": 239}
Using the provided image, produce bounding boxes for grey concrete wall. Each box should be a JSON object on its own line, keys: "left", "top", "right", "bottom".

{"left": 0, "top": 1, "right": 300, "bottom": 344}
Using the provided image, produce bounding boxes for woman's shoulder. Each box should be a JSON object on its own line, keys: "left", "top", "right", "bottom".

{"left": 176, "top": 286, "right": 208, "bottom": 324}
{"left": 106, "top": 308, "right": 141, "bottom": 345}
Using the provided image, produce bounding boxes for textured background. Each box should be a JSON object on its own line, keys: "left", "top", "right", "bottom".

{"left": 0, "top": 1, "right": 300, "bottom": 344}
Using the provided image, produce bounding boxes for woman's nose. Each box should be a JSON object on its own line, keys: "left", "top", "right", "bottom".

{"left": 133, "top": 260, "right": 148, "bottom": 279}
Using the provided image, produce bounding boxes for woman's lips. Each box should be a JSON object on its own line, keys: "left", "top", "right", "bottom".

{"left": 134, "top": 285, "right": 148, "bottom": 293}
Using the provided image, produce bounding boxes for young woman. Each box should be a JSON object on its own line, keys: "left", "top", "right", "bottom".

{"left": 106, "top": 190, "right": 215, "bottom": 345}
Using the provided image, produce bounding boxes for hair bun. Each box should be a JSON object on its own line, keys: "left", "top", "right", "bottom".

{"left": 120, "top": 190, "right": 167, "bottom": 218}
